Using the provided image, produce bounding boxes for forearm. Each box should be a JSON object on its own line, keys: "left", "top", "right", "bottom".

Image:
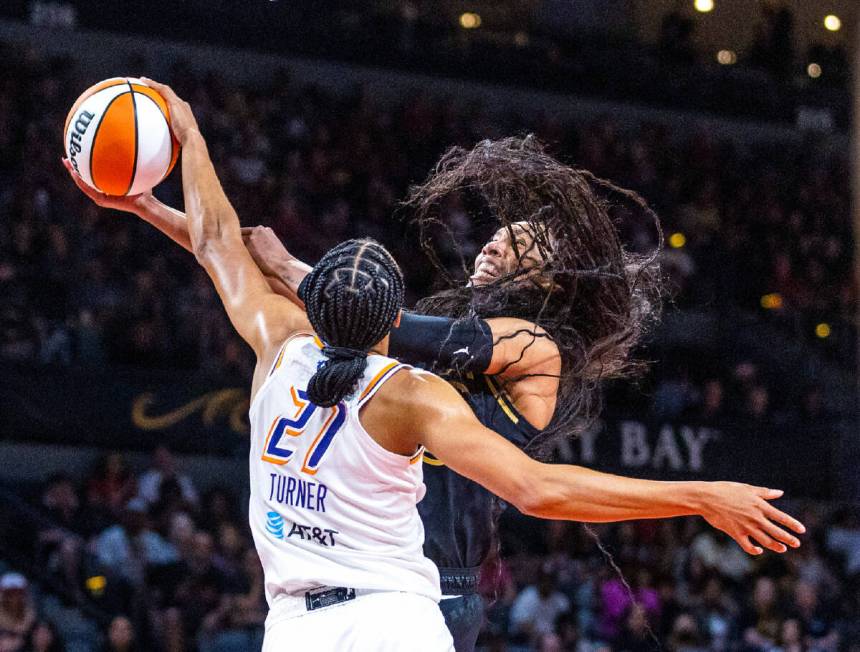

{"left": 528, "top": 464, "right": 707, "bottom": 522}
{"left": 270, "top": 257, "right": 311, "bottom": 308}
{"left": 181, "top": 131, "right": 242, "bottom": 257}
{"left": 134, "top": 195, "right": 307, "bottom": 303}
{"left": 389, "top": 313, "right": 493, "bottom": 373}
{"left": 135, "top": 195, "right": 193, "bottom": 253}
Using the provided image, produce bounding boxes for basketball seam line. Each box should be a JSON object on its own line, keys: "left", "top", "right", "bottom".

{"left": 134, "top": 92, "right": 174, "bottom": 185}
{"left": 125, "top": 81, "right": 139, "bottom": 196}
{"left": 87, "top": 88, "right": 131, "bottom": 193}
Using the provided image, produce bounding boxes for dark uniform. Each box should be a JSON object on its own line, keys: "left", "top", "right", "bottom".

{"left": 418, "top": 372, "right": 540, "bottom": 651}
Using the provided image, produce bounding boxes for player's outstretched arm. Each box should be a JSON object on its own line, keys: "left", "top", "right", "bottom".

{"left": 62, "top": 158, "right": 194, "bottom": 252}
{"left": 62, "top": 162, "right": 305, "bottom": 302}
{"left": 140, "top": 79, "right": 309, "bottom": 361}
{"left": 398, "top": 371, "right": 805, "bottom": 556}
{"left": 239, "top": 227, "right": 562, "bottom": 391}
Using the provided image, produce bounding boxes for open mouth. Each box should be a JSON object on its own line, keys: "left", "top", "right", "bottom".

{"left": 470, "top": 260, "right": 500, "bottom": 283}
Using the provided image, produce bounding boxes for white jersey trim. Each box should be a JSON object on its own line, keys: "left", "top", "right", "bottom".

{"left": 350, "top": 363, "right": 425, "bottom": 465}
{"left": 250, "top": 331, "right": 317, "bottom": 414}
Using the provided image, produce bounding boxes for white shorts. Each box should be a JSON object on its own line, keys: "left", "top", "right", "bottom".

{"left": 263, "top": 591, "right": 454, "bottom": 651}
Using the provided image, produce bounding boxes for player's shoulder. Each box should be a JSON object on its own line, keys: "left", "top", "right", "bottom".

{"left": 373, "top": 365, "right": 468, "bottom": 418}
{"left": 379, "top": 365, "right": 447, "bottom": 397}
{"left": 487, "top": 317, "right": 558, "bottom": 352}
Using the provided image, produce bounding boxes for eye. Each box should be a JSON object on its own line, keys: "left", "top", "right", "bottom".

{"left": 516, "top": 239, "right": 527, "bottom": 247}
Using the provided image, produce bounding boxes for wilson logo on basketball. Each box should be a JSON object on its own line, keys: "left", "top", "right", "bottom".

{"left": 67, "top": 110, "right": 94, "bottom": 173}
{"left": 63, "top": 77, "right": 179, "bottom": 196}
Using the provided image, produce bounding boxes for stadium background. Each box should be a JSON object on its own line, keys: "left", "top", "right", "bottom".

{"left": 0, "top": 1, "right": 858, "bottom": 650}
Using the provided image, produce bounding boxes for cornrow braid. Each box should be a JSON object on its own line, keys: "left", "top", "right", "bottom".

{"left": 299, "top": 239, "right": 405, "bottom": 407}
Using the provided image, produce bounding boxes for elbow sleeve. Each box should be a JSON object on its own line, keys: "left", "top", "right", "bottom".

{"left": 389, "top": 312, "right": 493, "bottom": 375}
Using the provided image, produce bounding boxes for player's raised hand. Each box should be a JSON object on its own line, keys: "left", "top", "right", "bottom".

{"left": 139, "top": 77, "right": 199, "bottom": 145}
{"left": 241, "top": 226, "right": 292, "bottom": 278}
{"left": 699, "top": 482, "right": 805, "bottom": 555}
{"left": 61, "top": 157, "right": 151, "bottom": 214}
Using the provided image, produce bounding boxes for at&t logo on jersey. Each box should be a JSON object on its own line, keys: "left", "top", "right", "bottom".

{"left": 266, "top": 511, "right": 285, "bottom": 539}
{"left": 265, "top": 510, "right": 339, "bottom": 547}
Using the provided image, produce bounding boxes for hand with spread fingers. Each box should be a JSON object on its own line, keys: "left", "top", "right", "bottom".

{"left": 140, "top": 77, "right": 200, "bottom": 145}
{"left": 700, "top": 483, "right": 805, "bottom": 555}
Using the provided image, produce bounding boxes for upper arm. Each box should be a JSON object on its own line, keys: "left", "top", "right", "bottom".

{"left": 406, "top": 373, "right": 543, "bottom": 512}
{"left": 484, "top": 317, "right": 560, "bottom": 379}
{"left": 197, "top": 233, "right": 311, "bottom": 357}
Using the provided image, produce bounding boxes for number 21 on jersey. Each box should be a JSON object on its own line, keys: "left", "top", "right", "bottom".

{"left": 261, "top": 386, "right": 346, "bottom": 475}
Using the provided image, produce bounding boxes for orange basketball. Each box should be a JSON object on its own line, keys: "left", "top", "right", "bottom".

{"left": 63, "top": 77, "right": 179, "bottom": 196}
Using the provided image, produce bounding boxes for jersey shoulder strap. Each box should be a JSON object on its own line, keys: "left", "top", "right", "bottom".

{"left": 355, "top": 355, "right": 410, "bottom": 408}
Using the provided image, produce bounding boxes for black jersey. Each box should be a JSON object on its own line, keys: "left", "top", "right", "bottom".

{"left": 417, "top": 371, "right": 541, "bottom": 594}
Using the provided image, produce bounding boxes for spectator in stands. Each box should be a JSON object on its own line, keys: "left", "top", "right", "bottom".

{"left": 25, "top": 619, "right": 64, "bottom": 652}
{"left": 86, "top": 454, "right": 137, "bottom": 522}
{"left": 750, "top": 4, "right": 796, "bottom": 87}
{"left": 791, "top": 580, "right": 838, "bottom": 651}
{"left": 826, "top": 506, "right": 860, "bottom": 577}
{"left": 658, "top": 0, "right": 696, "bottom": 65}
{"left": 691, "top": 575, "right": 737, "bottom": 651}
{"left": 597, "top": 563, "right": 660, "bottom": 643}
{"left": 778, "top": 618, "right": 804, "bottom": 652}
{"left": 212, "top": 523, "right": 249, "bottom": 593}
{"left": 509, "top": 566, "right": 570, "bottom": 646}
{"left": 667, "top": 613, "right": 705, "bottom": 652}
{"left": 651, "top": 366, "right": 696, "bottom": 420}
{"left": 200, "top": 488, "right": 239, "bottom": 534}
{"left": 744, "top": 384, "right": 771, "bottom": 422}
{"left": 170, "top": 531, "right": 226, "bottom": 642}
{"left": 100, "top": 616, "right": 137, "bottom": 652}
{"left": 94, "top": 498, "right": 178, "bottom": 590}
{"left": 36, "top": 474, "right": 88, "bottom": 602}
{"left": 0, "top": 573, "right": 35, "bottom": 652}
{"left": 696, "top": 378, "right": 725, "bottom": 422}
{"left": 738, "top": 576, "right": 783, "bottom": 651}
{"left": 137, "top": 446, "right": 198, "bottom": 509}
{"left": 614, "top": 604, "right": 654, "bottom": 652}
{"left": 197, "top": 549, "right": 265, "bottom": 650}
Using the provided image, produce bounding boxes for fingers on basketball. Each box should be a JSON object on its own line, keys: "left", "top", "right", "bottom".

{"left": 63, "top": 158, "right": 100, "bottom": 198}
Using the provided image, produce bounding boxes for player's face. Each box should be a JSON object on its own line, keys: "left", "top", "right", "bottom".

{"left": 471, "top": 221, "right": 549, "bottom": 286}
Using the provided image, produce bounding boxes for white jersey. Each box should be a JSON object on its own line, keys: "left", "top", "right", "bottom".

{"left": 248, "top": 333, "right": 441, "bottom": 614}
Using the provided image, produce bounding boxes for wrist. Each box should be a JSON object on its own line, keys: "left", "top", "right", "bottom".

{"left": 179, "top": 127, "right": 202, "bottom": 147}
{"left": 133, "top": 193, "right": 160, "bottom": 218}
{"left": 683, "top": 481, "right": 711, "bottom": 516}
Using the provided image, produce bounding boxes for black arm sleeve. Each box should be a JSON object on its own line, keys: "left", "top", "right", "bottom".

{"left": 389, "top": 312, "right": 493, "bottom": 375}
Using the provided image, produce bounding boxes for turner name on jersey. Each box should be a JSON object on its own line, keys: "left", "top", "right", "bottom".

{"left": 248, "top": 334, "right": 442, "bottom": 610}
{"left": 267, "top": 473, "right": 329, "bottom": 512}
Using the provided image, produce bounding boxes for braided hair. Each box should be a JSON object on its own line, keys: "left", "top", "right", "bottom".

{"left": 298, "top": 239, "right": 405, "bottom": 407}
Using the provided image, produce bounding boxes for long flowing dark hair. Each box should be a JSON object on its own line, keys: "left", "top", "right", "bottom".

{"left": 404, "top": 135, "right": 664, "bottom": 458}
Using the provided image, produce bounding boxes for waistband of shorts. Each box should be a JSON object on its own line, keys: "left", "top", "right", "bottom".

{"left": 438, "top": 567, "right": 481, "bottom": 595}
{"left": 266, "top": 586, "right": 382, "bottom": 627}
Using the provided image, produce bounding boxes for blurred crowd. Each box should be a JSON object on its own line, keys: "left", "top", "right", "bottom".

{"left": 2, "top": 447, "right": 265, "bottom": 651}
{"left": 0, "top": 35, "right": 856, "bottom": 652}
{"left": 481, "top": 498, "right": 860, "bottom": 652}
{"left": 1, "top": 446, "right": 859, "bottom": 651}
{"left": 0, "top": 45, "right": 853, "bottom": 382}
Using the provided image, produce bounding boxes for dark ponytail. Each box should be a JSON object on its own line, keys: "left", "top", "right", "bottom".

{"left": 307, "top": 346, "right": 368, "bottom": 408}
{"left": 300, "top": 239, "right": 404, "bottom": 407}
